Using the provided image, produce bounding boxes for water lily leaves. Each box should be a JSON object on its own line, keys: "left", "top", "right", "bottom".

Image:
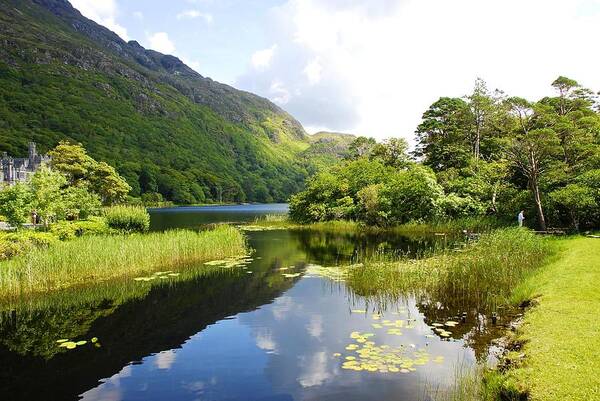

{"left": 445, "top": 321, "right": 458, "bottom": 327}
{"left": 304, "top": 264, "right": 347, "bottom": 282}
{"left": 333, "top": 353, "right": 342, "bottom": 357}
{"left": 372, "top": 323, "right": 383, "bottom": 329}
{"left": 282, "top": 273, "right": 301, "bottom": 278}
{"left": 336, "top": 330, "right": 442, "bottom": 375}
{"left": 57, "top": 337, "right": 101, "bottom": 350}
{"left": 204, "top": 256, "right": 253, "bottom": 268}
{"left": 351, "top": 309, "right": 366, "bottom": 314}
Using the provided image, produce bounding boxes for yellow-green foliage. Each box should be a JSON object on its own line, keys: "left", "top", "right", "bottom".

{"left": 0, "top": 225, "right": 246, "bottom": 298}
{"left": 49, "top": 217, "right": 111, "bottom": 240}
{"left": 0, "top": 231, "right": 58, "bottom": 261}
{"left": 104, "top": 205, "right": 150, "bottom": 232}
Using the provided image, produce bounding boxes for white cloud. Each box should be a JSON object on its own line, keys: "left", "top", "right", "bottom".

{"left": 70, "top": 0, "right": 129, "bottom": 41}
{"left": 177, "top": 9, "right": 214, "bottom": 23}
{"left": 255, "top": 329, "right": 278, "bottom": 353}
{"left": 154, "top": 350, "right": 177, "bottom": 370}
{"left": 236, "top": 0, "right": 600, "bottom": 141}
{"left": 306, "top": 314, "right": 323, "bottom": 338}
{"left": 298, "top": 351, "right": 331, "bottom": 387}
{"left": 251, "top": 45, "right": 277, "bottom": 70}
{"left": 269, "top": 80, "right": 291, "bottom": 105}
{"left": 133, "top": 11, "right": 144, "bottom": 20}
{"left": 147, "top": 32, "right": 176, "bottom": 54}
{"left": 303, "top": 59, "right": 322, "bottom": 85}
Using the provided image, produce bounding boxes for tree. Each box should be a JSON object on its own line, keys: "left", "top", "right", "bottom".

{"left": 88, "top": 161, "right": 131, "bottom": 205}
{"left": 347, "top": 137, "right": 377, "bottom": 160}
{"left": 48, "top": 141, "right": 94, "bottom": 185}
{"left": 0, "top": 183, "right": 32, "bottom": 228}
{"left": 504, "top": 98, "right": 562, "bottom": 230}
{"left": 29, "top": 166, "right": 67, "bottom": 226}
{"left": 550, "top": 184, "right": 597, "bottom": 230}
{"left": 49, "top": 142, "right": 131, "bottom": 205}
{"left": 62, "top": 185, "right": 101, "bottom": 220}
{"left": 414, "top": 97, "right": 472, "bottom": 171}
{"left": 467, "top": 78, "right": 494, "bottom": 161}
{"left": 371, "top": 138, "right": 411, "bottom": 168}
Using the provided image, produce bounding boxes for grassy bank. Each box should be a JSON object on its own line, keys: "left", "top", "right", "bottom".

{"left": 347, "top": 228, "right": 553, "bottom": 310}
{"left": 504, "top": 236, "right": 600, "bottom": 401}
{"left": 0, "top": 225, "right": 247, "bottom": 298}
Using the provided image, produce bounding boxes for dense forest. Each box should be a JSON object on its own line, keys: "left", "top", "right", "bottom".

{"left": 0, "top": 0, "right": 348, "bottom": 204}
{"left": 290, "top": 77, "right": 600, "bottom": 231}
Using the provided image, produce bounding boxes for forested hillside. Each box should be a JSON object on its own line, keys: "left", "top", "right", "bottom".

{"left": 0, "top": 0, "right": 344, "bottom": 203}
{"left": 291, "top": 77, "right": 600, "bottom": 231}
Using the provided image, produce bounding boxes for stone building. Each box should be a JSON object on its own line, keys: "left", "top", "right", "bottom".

{"left": 0, "top": 142, "right": 50, "bottom": 185}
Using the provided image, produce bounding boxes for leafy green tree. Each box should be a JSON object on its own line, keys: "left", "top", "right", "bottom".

{"left": 347, "top": 137, "right": 377, "bottom": 160}
{"left": 371, "top": 138, "right": 411, "bottom": 168}
{"left": 62, "top": 185, "right": 101, "bottom": 220}
{"left": 504, "top": 98, "right": 563, "bottom": 230}
{"left": 356, "top": 184, "right": 388, "bottom": 226}
{"left": 88, "top": 161, "right": 131, "bottom": 205}
{"left": 29, "top": 166, "right": 67, "bottom": 226}
{"left": 49, "top": 142, "right": 130, "bottom": 205}
{"left": 0, "top": 183, "right": 32, "bottom": 228}
{"left": 550, "top": 184, "right": 597, "bottom": 230}
{"left": 379, "top": 165, "right": 444, "bottom": 224}
{"left": 467, "top": 78, "right": 494, "bottom": 161}
{"left": 48, "top": 141, "right": 94, "bottom": 185}
{"left": 414, "top": 97, "right": 472, "bottom": 171}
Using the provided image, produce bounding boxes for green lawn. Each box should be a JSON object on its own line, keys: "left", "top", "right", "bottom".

{"left": 511, "top": 236, "right": 600, "bottom": 401}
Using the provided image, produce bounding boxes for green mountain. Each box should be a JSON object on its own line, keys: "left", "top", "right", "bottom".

{"left": 0, "top": 0, "right": 337, "bottom": 203}
{"left": 302, "top": 131, "right": 356, "bottom": 170}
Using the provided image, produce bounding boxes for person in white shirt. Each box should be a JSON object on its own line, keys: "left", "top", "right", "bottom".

{"left": 517, "top": 210, "right": 524, "bottom": 227}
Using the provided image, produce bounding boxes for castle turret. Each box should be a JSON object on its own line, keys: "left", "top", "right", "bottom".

{"left": 28, "top": 142, "right": 37, "bottom": 161}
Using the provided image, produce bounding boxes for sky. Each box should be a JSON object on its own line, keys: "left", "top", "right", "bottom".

{"left": 70, "top": 0, "right": 600, "bottom": 141}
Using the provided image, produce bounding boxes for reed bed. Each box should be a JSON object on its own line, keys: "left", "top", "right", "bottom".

{"left": 251, "top": 216, "right": 505, "bottom": 235}
{"left": 347, "top": 228, "right": 554, "bottom": 310}
{"left": 0, "top": 225, "right": 246, "bottom": 299}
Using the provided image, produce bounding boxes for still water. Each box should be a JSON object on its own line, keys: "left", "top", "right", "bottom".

{"left": 0, "top": 205, "right": 500, "bottom": 401}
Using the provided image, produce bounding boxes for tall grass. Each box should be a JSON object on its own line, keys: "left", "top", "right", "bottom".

{"left": 0, "top": 225, "right": 247, "bottom": 299}
{"left": 426, "top": 365, "right": 511, "bottom": 401}
{"left": 104, "top": 205, "right": 150, "bottom": 232}
{"left": 391, "top": 216, "right": 507, "bottom": 235}
{"left": 347, "top": 228, "right": 554, "bottom": 310}
{"left": 251, "top": 216, "right": 506, "bottom": 235}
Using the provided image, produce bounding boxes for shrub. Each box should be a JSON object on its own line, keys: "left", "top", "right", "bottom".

{"left": 0, "top": 231, "right": 58, "bottom": 260}
{"left": 49, "top": 217, "right": 110, "bottom": 240}
{"left": 104, "top": 206, "right": 150, "bottom": 233}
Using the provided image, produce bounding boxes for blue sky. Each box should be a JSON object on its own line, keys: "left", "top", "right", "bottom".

{"left": 70, "top": 0, "right": 600, "bottom": 141}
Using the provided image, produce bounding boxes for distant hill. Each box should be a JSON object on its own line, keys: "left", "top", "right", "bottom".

{"left": 302, "top": 131, "right": 356, "bottom": 170}
{"left": 0, "top": 0, "right": 343, "bottom": 203}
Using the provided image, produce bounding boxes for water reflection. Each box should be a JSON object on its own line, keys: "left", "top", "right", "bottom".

{"left": 0, "top": 208, "right": 504, "bottom": 401}
{"left": 148, "top": 204, "right": 288, "bottom": 231}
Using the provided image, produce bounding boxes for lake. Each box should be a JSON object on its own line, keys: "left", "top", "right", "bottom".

{"left": 0, "top": 204, "right": 503, "bottom": 401}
